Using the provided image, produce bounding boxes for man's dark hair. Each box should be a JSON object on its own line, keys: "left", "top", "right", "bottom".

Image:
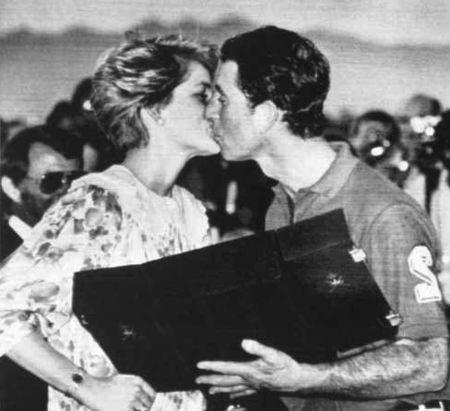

{"left": 1, "top": 125, "right": 84, "bottom": 185}
{"left": 220, "top": 25, "right": 330, "bottom": 137}
{"left": 351, "top": 110, "right": 400, "bottom": 146}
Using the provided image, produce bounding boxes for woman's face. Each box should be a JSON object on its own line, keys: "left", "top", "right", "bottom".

{"left": 159, "top": 61, "right": 220, "bottom": 157}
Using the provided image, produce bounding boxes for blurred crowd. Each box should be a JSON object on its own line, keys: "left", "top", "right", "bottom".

{"left": 1, "top": 78, "right": 450, "bottom": 277}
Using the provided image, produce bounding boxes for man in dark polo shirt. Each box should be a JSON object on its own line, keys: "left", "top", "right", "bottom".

{"left": 197, "top": 26, "right": 449, "bottom": 411}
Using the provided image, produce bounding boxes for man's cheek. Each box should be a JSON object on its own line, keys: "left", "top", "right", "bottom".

{"left": 222, "top": 113, "right": 239, "bottom": 137}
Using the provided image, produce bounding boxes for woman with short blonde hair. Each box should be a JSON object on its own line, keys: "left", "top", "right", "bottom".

{"left": 0, "top": 35, "right": 219, "bottom": 411}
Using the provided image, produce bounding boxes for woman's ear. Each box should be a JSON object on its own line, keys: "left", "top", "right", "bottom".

{"left": 253, "top": 100, "right": 279, "bottom": 134}
{"left": 1, "top": 176, "right": 21, "bottom": 203}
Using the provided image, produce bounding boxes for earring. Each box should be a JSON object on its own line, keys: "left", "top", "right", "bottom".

{"left": 156, "top": 116, "right": 165, "bottom": 126}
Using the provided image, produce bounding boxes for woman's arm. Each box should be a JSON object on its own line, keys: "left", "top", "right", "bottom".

{"left": 7, "top": 329, "right": 155, "bottom": 411}
{"left": 1, "top": 186, "right": 155, "bottom": 410}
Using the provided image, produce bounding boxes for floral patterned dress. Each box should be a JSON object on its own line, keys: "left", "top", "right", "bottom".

{"left": 0, "top": 165, "right": 211, "bottom": 411}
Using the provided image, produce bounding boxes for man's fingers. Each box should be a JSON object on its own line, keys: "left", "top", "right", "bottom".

{"left": 208, "top": 384, "right": 249, "bottom": 394}
{"left": 196, "top": 374, "right": 245, "bottom": 386}
{"left": 230, "top": 388, "right": 258, "bottom": 398}
{"left": 241, "top": 339, "right": 282, "bottom": 363}
{"left": 197, "top": 360, "right": 252, "bottom": 376}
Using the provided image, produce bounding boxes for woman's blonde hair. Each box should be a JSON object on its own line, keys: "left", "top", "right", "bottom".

{"left": 91, "top": 35, "right": 217, "bottom": 154}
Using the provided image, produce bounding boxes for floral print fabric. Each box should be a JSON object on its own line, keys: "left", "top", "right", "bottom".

{"left": 0, "top": 165, "right": 210, "bottom": 411}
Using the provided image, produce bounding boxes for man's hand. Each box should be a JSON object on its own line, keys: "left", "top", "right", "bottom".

{"left": 197, "top": 336, "right": 448, "bottom": 399}
{"left": 196, "top": 339, "right": 322, "bottom": 397}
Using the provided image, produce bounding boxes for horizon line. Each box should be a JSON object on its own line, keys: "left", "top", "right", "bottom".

{"left": 1, "top": 18, "right": 450, "bottom": 49}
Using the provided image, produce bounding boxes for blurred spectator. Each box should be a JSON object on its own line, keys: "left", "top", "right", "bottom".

{"left": 348, "top": 110, "right": 409, "bottom": 186}
{"left": 401, "top": 94, "right": 443, "bottom": 209}
{"left": 71, "top": 77, "right": 95, "bottom": 113}
{"left": 1, "top": 125, "right": 84, "bottom": 259}
{"left": 0, "top": 118, "right": 7, "bottom": 148}
{"left": 46, "top": 100, "right": 81, "bottom": 130}
{"left": 349, "top": 110, "right": 400, "bottom": 161}
{"left": 428, "top": 111, "right": 450, "bottom": 304}
{"left": 177, "top": 155, "right": 274, "bottom": 238}
{"left": 0, "top": 117, "right": 27, "bottom": 150}
{"left": 404, "top": 93, "right": 442, "bottom": 120}
{"left": 46, "top": 77, "right": 119, "bottom": 171}
{"left": 0, "top": 125, "right": 84, "bottom": 411}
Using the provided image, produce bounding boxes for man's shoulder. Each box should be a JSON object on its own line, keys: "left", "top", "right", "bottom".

{"left": 343, "top": 161, "right": 424, "bottom": 215}
{"left": 338, "top": 162, "right": 434, "bottom": 244}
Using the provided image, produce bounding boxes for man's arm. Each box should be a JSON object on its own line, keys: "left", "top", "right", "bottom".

{"left": 197, "top": 336, "right": 448, "bottom": 398}
{"left": 322, "top": 337, "right": 448, "bottom": 397}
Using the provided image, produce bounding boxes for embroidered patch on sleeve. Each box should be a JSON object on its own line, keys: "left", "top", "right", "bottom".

{"left": 408, "top": 245, "right": 442, "bottom": 303}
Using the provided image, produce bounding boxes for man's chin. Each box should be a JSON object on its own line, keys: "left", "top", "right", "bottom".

{"left": 21, "top": 194, "right": 55, "bottom": 226}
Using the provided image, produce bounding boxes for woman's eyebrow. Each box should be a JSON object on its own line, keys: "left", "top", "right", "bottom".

{"left": 195, "top": 81, "right": 212, "bottom": 90}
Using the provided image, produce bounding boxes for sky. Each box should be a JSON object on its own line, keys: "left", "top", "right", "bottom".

{"left": 1, "top": 0, "right": 450, "bottom": 45}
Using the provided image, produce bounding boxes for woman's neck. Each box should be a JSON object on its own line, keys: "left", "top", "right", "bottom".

{"left": 122, "top": 142, "right": 190, "bottom": 197}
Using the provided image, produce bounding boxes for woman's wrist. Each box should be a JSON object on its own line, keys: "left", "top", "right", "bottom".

{"left": 65, "top": 367, "right": 99, "bottom": 405}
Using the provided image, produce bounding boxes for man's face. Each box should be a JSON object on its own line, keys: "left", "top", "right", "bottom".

{"left": 207, "top": 61, "right": 265, "bottom": 161}
{"left": 18, "top": 142, "right": 80, "bottom": 225}
{"left": 349, "top": 120, "right": 387, "bottom": 157}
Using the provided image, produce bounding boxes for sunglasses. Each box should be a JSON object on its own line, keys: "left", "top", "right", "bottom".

{"left": 25, "top": 171, "right": 85, "bottom": 195}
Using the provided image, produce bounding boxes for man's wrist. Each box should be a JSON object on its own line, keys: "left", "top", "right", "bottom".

{"left": 292, "top": 362, "right": 331, "bottom": 393}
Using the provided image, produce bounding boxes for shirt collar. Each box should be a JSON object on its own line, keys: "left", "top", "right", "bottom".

{"left": 273, "top": 142, "right": 359, "bottom": 198}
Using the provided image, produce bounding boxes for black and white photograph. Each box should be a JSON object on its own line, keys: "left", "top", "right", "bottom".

{"left": 1, "top": 1, "right": 450, "bottom": 410}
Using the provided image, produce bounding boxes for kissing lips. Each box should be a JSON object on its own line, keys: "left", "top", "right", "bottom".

{"left": 208, "top": 122, "right": 222, "bottom": 144}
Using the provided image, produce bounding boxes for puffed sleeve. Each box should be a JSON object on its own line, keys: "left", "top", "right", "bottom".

{"left": 0, "top": 184, "right": 123, "bottom": 356}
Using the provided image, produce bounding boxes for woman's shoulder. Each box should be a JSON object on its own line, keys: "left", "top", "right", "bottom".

{"left": 0, "top": 181, "right": 125, "bottom": 281}
{"left": 173, "top": 185, "right": 207, "bottom": 215}
{"left": 45, "top": 180, "right": 122, "bottom": 228}
{"left": 22, "top": 181, "right": 124, "bottom": 257}
{"left": 172, "top": 185, "right": 211, "bottom": 245}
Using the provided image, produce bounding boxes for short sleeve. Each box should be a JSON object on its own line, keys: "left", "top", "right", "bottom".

{"left": 361, "top": 204, "right": 448, "bottom": 340}
{"left": 0, "top": 184, "right": 123, "bottom": 356}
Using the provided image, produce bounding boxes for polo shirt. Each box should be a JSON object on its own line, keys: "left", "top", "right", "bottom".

{"left": 266, "top": 143, "right": 448, "bottom": 411}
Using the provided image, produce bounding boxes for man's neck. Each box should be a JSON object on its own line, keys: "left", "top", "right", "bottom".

{"left": 254, "top": 132, "right": 336, "bottom": 197}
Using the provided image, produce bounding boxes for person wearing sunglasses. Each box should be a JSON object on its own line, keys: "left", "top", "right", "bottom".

{"left": 1, "top": 125, "right": 85, "bottom": 259}
{"left": 0, "top": 125, "right": 84, "bottom": 411}
{"left": 0, "top": 35, "right": 220, "bottom": 411}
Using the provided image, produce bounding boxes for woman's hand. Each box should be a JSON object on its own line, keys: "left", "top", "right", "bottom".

{"left": 81, "top": 373, "right": 156, "bottom": 411}
{"left": 6, "top": 331, "right": 156, "bottom": 411}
